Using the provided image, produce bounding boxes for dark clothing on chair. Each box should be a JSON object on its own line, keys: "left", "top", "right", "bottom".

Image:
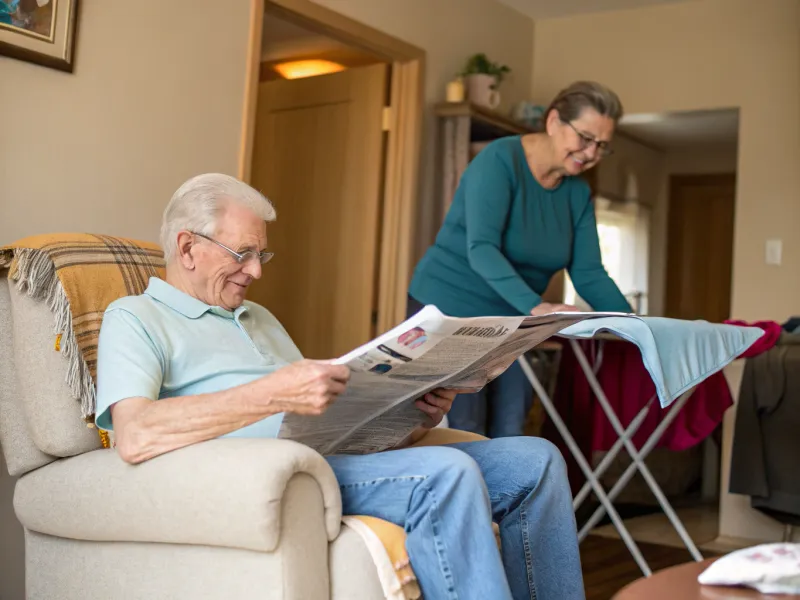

{"left": 730, "top": 333, "right": 800, "bottom": 525}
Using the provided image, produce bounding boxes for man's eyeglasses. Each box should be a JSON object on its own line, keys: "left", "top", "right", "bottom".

{"left": 191, "top": 232, "right": 275, "bottom": 265}
{"left": 564, "top": 121, "right": 614, "bottom": 158}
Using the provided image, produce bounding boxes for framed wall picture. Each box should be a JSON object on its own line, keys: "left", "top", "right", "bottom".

{"left": 0, "top": 0, "right": 78, "bottom": 72}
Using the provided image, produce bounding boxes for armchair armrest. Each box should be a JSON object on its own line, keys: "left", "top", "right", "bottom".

{"left": 14, "top": 438, "right": 342, "bottom": 552}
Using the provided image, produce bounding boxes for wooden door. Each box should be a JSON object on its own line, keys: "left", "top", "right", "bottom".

{"left": 665, "top": 173, "right": 736, "bottom": 322}
{"left": 248, "top": 64, "right": 388, "bottom": 359}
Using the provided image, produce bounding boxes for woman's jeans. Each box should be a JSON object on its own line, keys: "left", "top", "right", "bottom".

{"left": 407, "top": 295, "right": 534, "bottom": 437}
{"left": 327, "top": 437, "right": 586, "bottom": 599}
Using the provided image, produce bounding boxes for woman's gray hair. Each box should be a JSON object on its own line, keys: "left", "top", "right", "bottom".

{"left": 545, "top": 80, "right": 624, "bottom": 125}
{"left": 160, "top": 173, "right": 276, "bottom": 262}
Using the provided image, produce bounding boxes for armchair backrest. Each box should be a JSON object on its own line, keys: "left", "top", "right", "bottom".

{"left": 0, "top": 276, "right": 101, "bottom": 477}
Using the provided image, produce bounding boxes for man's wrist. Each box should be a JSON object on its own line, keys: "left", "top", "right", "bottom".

{"left": 241, "top": 375, "right": 279, "bottom": 416}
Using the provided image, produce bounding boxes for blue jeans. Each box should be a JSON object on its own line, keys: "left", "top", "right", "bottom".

{"left": 327, "top": 437, "right": 585, "bottom": 599}
{"left": 407, "top": 295, "right": 534, "bottom": 437}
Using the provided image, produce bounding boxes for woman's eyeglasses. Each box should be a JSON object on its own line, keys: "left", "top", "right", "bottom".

{"left": 564, "top": 121, "right": 614, "bottom": 158}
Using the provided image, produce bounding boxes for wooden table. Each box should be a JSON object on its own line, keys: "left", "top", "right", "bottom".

{"left": 613, "top": 558, "right": 800, "bottom": 599}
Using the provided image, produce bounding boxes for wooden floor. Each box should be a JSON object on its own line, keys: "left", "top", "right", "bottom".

{"left": 581, "top": 535, "right": 717, "bottom": 600}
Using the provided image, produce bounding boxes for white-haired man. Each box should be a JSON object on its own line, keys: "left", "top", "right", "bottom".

{"left": 95, "top": 173, "right": 585, "bottom": 600}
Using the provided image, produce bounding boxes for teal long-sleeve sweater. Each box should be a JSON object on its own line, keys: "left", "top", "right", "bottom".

{"left": 409, "top": 136, "right": 632, "bottom": 318}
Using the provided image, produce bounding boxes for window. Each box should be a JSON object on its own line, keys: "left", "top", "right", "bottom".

{"left": 564, "top": 197, "right": 650, "bottom": 314}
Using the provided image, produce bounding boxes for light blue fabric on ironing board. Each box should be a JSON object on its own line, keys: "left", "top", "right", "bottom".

{"left": 558, "top": 316, "right": 765, "bottom": 408}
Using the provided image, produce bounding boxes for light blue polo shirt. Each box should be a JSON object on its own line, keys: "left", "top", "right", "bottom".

{"left": 95, "top": 277, "right": 303, "bottom": 437}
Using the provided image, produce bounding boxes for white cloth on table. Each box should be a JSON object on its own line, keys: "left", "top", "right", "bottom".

{"left": 698, "top": 543, "right": 800, "bottom": 594}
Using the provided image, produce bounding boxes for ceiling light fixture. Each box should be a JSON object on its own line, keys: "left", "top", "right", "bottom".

{"left": 273, "top": 59, "right": 346, "bottom": 80}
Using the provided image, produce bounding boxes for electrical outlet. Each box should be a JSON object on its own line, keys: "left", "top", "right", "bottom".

{"left": 766, "top": 239, "right": 783, "bottom": 266}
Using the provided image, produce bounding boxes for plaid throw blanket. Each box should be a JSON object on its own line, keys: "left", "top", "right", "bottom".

{"left": 0, "top": 234, "right": 497, "bottom": 600}
{"left": 0, "top": 233, "right": 166, "bottom": 446}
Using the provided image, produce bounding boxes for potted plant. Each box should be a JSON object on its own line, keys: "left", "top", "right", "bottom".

{"left": 460, "top": 53, "right": 511, "bottom": 110}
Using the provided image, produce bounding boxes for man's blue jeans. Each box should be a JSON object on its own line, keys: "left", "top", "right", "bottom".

{"left": 327, "top": 437, "right": 585, "bottom": 600}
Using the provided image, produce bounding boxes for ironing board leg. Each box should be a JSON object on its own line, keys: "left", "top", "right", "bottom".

{"left": 576, "top": 389, "right": 694, "bottom": 541}
{"left": 568, "top": 339, "right": 704, "bottom": 562}
{"left": 518, "top": 357, "right": 654, "bottom": 577}
{"left": 573, "top": 398, "right": 654, "bottom": 513}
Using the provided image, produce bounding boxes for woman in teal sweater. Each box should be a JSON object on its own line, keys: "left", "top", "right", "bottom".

{"left": 408, "top": 81, "right": 632, "bottom": 437}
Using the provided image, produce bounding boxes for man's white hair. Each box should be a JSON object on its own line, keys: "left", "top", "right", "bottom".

{"left": 160, "top": 173, "right": 276, "bottom": 262}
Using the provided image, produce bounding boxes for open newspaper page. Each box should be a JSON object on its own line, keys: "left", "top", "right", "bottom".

{"left": 331, "top": 314, "right": 596, "bottom": 455}
{"left": 278, "top": 306, "right": 608, "bottom": 455}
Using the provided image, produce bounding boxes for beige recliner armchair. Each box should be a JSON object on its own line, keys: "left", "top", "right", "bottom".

{"left": 0, "top": 276, "right": 402, "bottom": 600}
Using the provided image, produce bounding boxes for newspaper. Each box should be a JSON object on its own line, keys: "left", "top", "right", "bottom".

{"left": 278, "top": 305, "right": 616, "bottom": 455}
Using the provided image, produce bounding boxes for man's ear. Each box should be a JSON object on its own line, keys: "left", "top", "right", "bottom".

{"left": 175, "top": 231, "right": 196, "bottom": 270}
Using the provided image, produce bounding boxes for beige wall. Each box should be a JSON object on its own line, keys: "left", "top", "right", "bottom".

{"left": 311, "top": 0, "right": 535, "bottom": 255}
{"left": 0, "top": 0, "right": 253, "bottom": 246}
{"left": 1, "top": 0, "right": 535, "bottom": 277}
{"left": 532, "top": 0, "right": 800, "bottom": 321}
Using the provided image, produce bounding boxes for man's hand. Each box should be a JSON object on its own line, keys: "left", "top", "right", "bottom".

{"left": 414, "top": 387, "right": 460, "bottom": 428}
{"left": 391, "top": 388, "right": 467, "bottom": 448}
{"left": 260, "top": 359, "right": 350, "bottom": 416}
{"left": 530, "top": 302, "right": 580, "bottom": 316}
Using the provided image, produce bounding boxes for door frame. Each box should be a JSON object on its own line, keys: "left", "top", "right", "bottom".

{"left": 238, "top": 0, "right": 425, "bottom": 334}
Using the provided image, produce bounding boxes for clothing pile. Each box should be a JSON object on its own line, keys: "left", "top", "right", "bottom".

{"left": 730, "top": 325, "right": 800, "bottom": 526}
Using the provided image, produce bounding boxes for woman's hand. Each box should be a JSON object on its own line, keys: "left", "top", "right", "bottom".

{"left": 530, "top": 302, "right": 580, "bottom": 316}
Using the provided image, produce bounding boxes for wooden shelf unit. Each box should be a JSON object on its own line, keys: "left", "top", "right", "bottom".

{"left": 435, "top": 102, "right": 535, "bottom": 219}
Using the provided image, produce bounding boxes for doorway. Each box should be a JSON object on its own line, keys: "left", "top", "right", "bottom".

{"left": 238, "top": 0, "right": 424, "bottom": 359}
{"left": 665, "top": 173, "right": 736, "bottom": 323}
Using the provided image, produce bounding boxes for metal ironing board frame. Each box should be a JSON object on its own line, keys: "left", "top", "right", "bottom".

{"left": 519, "top": 335, "right": 703, "bottom": 576}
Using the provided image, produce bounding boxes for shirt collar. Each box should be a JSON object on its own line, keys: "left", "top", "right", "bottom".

{"left": 144, "top": 277, "right": 248, "bottom": 320}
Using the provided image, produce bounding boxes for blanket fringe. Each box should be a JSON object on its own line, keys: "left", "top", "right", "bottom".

{"left": 7, "top": 249, "right": 97, "bottom": 421}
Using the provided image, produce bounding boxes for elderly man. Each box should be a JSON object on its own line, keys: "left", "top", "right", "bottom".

{"left": 95, "top": 173, "right": 584, "bottom": 600}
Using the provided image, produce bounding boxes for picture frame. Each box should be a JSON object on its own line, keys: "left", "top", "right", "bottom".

{"left": 0, "top": 0, "right": 79, "bottom": 73}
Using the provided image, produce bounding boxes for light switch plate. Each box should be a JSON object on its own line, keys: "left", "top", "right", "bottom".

{"left": 766, "top": 239, "right": 783, "bottom": 265}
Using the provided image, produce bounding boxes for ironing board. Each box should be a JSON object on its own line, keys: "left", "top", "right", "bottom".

{"left": 519, "top": 334, "right": 703, "bottom": 576}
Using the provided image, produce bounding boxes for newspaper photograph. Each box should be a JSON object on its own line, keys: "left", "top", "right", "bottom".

{"left": 278, "top": 305, "right": 610, "bottom": 455}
